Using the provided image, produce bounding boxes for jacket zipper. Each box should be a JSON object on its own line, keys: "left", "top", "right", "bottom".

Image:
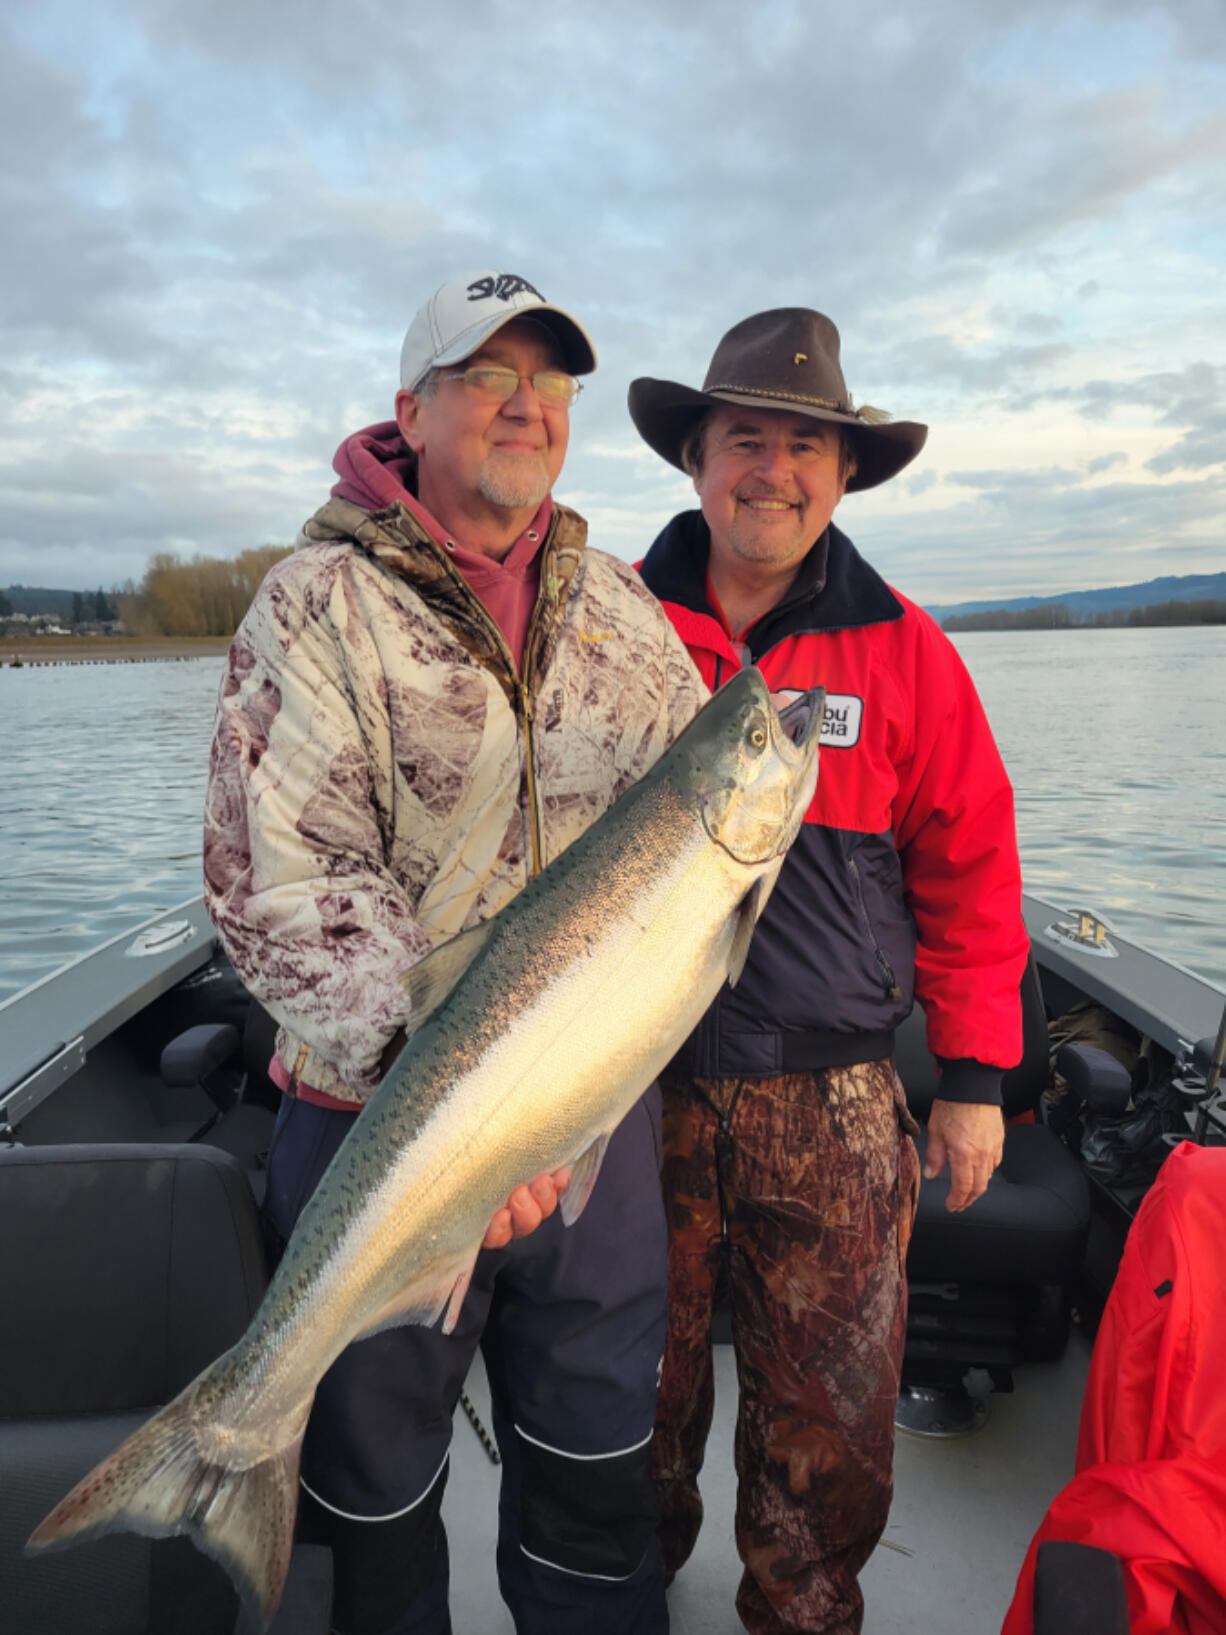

{"left": 409, "top": 521, "right": 559, "bottom": 884}
{"left": 848, "top": 857, "right": 904, "bottom": 1001}
{"left": 515, "top": 528, "right": 563, "bottom": 881}
{"left": 515, "top": 677, "right": 544, "bottom": 878}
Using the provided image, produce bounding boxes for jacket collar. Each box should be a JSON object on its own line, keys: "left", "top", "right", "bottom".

{"left": 638, "top": 509, "right": 903, "bottom": 658}
{"left": 300, "top": 496, "right": 588, "bottom": 698}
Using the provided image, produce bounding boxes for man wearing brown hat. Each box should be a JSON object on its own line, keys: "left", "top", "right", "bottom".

{"left": 630, "top": 309, "right": 1030, "bottom": 1634}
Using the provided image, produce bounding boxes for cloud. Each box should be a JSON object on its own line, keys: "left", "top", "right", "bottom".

{"left": 1011, "top": 362, "right": 1226, "bottom": 478}
{"left": 0, "top": 0, "right": 1221, "bottom": 603}
{"left": 883, "top": 336, "right": 1075, "bottom": 396}
{"left": 863, "top": 465, "right": 1226, "bottom": 605}
{"left": 1087, "top": 451, "right": 1127, "bottom": 475}
{"left": 935, "top": 90, "right": 1226, "bottom": 257}
{"left": 1146, "top": 415, "right": 1226, "bottom": 475}
{"left": 944, "top": 466, "right": 1084, "bottom": 491}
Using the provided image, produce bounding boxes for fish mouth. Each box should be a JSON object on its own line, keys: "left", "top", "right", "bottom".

{"left": 766, "top": 686, "right": 824, "bottom": 858}
{"left": 775, "top": 687, "right": 826, "bottom": 753}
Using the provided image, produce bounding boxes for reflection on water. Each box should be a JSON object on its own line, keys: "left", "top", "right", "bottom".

{"left": 0, "top": 627, "right": 1224, "bottom": 1005}
{"left": 951, "top": 625, "right": 1226, "bottom": 991}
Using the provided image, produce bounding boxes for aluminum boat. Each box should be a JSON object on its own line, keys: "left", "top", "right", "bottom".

{"left": 1, "top": 892, "right": 1222, "bottom": 1634}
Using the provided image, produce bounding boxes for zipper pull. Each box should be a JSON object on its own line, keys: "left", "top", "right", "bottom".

{"left": 716, "top": 1115, "right": 732, "bottom": 1164}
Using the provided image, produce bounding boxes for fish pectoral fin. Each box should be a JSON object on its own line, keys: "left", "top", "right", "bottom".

{"left": 727, "top": 877, "right": 766, "bottom": 987}
{"left": 357, "top": 1256, "right": 479, "bottom": 1340}
{"left": 397, "top": 923, "right": 497, "bottom": 1045}
{"left": 560, "top": 1132, "right": 612, "bottom": 1227}
{"left": 442, "top": 1267, "right": 474, "bottom": 1336}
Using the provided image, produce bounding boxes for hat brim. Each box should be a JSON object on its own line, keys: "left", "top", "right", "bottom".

{"left": 435, "top": 306, "right": 597, "bottom": 377}
{"left": 627, "top": 378, "right": 926, "bottom": 492}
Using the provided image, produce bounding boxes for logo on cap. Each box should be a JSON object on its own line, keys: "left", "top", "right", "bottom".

{"left": 467, "top": 274, "right": 544, "bottom": 304}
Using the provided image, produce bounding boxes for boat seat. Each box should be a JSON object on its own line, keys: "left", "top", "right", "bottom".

{"left": 158, "top": 997, "right": 282, "bottom": 1202}
{"left": 0, "top": 1142, "right": 331, "bottom": 1633}
{"left": 895, "top": 955, "right": 1091, "bottom": 1420}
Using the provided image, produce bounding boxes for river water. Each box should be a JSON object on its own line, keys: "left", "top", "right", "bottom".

{"left": 1, "top": 626, "right": 1224, "bottom": 1005}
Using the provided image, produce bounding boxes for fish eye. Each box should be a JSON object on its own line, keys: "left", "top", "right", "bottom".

{"left": 748, "top": 725, "right": 767, "bottom": 750}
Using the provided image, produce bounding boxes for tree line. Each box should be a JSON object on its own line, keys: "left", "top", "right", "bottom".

{"left": 942, "top": 598, "right": 1226, "bottom": 633}
{"left": 0, "top": 587, "right": 113, "bottom": 624}
{"left": 115, "top": 547, "right": 293, "bottom": 637}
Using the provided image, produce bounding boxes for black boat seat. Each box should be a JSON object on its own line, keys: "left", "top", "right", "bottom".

{"left": 157, "top": 998, "right": 282, "bottom": 1201}
{"left": 0, "top": 1143, "right": 330, "bottom": 1633}
{"left": 907, "top": 1124, "right": 1091, "bottom": 1286}
{"left": 161, "top": 1021, "right": 243, "bottom": 1099}
{"left": 896, "top": 954, "right": 1091, "bottom": 1397}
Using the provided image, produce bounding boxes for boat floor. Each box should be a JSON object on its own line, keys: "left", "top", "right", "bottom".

{"left": 443, "top": 1329, "right": 1091, "bottom": 1633}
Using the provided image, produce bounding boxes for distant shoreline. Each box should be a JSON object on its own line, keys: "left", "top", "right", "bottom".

{"left": 2, "top": 636, "right": 232, "bottom": 667}
{"left": 942, "top": 599, "right": 1226, "bottom": 634}
{"left": 945, "top": 618, "right": 1226, "bottom": 634}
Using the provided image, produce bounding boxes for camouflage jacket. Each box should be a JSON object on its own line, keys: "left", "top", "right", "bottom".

{"left": 203, "top": 497, "right": 705, "bottom": 1105}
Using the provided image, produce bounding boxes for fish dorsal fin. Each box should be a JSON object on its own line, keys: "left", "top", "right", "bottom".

{"left": 399, "top": 922, "right": 496, "bottom": 1041}
{"left": 727, "top": 878, "right": 765, "bottom": 988}
{"left": 560, "top": 1132, "right": 612, "bottom": 1227}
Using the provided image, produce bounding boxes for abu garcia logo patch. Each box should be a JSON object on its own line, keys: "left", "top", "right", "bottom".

{"left": 772, "top": 689, "right": 863, "bottom": 747}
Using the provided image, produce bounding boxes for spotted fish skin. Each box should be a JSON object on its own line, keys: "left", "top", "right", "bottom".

{"left": 28, "top": 668, "right": 824, "bottom": 1632}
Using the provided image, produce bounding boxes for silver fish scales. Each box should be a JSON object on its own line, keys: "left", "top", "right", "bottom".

{"left": 29, "top": 667, "right": 824, "bottom": 1629}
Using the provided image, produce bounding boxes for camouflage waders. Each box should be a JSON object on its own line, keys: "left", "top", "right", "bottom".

{"left": 652, "top": 1061, "right": 920, "bottom": 1635}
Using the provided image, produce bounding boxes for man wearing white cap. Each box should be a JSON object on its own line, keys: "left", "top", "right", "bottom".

{"left": 204, "top": 272, "right": 703, "bottom": 1634}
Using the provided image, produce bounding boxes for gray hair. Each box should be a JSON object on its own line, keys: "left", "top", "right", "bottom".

{"left": 680, "top": 410, "right": 859, "bottom": 486}
{"left": 411, "top": 366, "right": 442, "bottom": 401}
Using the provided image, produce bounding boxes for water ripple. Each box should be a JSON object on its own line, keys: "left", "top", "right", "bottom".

{"left": 0, "top": 659, "right": 221, "bottom": 1001}
{"left": 1, "top": 628, "right": 1224, "bottom": 1004}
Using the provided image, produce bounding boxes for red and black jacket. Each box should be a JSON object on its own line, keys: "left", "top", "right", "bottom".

{"left": 638, "top": 510, "right": 1028, "bottom": 1102}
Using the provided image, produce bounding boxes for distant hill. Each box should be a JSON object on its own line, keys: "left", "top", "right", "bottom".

{"left": 925, "top": 571, "right": 1226, "bottom": 625}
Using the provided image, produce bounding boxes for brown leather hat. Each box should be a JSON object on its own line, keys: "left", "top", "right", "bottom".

{"left": 628, "top": 308, "right": 927, "bottom": 492}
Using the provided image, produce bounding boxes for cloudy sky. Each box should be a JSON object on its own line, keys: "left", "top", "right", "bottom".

{"left": 3, "top": 0, "right": 1224, "bottom": 609}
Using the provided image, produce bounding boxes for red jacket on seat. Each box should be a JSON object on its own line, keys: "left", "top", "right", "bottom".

{"left": 1001, "top": 1142, "right": 1226, "bottom": 1635}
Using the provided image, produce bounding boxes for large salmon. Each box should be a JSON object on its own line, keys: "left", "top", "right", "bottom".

{"left": 28, "top": 667, "right": 824, "bottom": 1629}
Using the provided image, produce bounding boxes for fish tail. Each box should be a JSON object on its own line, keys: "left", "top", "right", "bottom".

{"left": 26, "top": 1379, "right": 300, "bottom": 1633}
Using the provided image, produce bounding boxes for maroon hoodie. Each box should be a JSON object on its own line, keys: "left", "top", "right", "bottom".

{"left": 330, "top": 420, "right": 552, "bottom": 668}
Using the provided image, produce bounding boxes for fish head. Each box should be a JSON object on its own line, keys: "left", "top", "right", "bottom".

{"left": 678, "top": 668, "right": 824, "bottom": 868}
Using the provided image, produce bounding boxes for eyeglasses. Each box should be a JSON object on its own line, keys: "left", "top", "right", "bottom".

{"left": 440, "top": 364, "right": 583, "bottom": 409}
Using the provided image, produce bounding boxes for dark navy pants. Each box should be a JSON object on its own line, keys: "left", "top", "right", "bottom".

{"left": 263, "top": 1089, "right": 670, "bottom": 1635}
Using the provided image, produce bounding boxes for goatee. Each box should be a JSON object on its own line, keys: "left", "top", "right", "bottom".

{"left": 478, "top": 453, "right": 551, "bottom": 511}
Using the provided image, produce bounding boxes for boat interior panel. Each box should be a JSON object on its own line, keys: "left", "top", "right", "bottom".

{"left": 1022, "top": 894, "right": 1225, "bottom": 1057}
{"left": 0, "top": 899, "right": 219, "bottom": 1134}
{"left": 1, "top": 892, "right": 1222, "bottom": 1630}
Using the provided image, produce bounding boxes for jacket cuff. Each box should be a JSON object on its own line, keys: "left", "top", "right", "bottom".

{"left": 934, "top": 1057, "right": 1004, "bottom": 1106}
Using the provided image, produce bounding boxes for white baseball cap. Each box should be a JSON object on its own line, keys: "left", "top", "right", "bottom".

{"left": 399, "top": 271, "right": 598, "bottom": 392}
